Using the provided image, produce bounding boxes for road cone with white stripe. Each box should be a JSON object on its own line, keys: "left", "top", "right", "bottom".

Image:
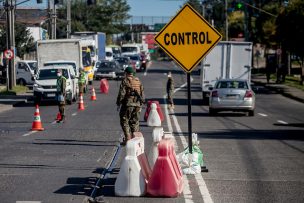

{"left": 78, "top": 93, "right": 85, "bottom": 110}
{"left": 31, "top": 105, "right": 44, "bottom": 131}
{"left": 91, "top": 87, "right": 97, "bottom": 101}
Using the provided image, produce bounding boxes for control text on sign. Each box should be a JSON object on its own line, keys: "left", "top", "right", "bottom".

{"left": 164, "top": 32, "right": 212, "bottom": 46}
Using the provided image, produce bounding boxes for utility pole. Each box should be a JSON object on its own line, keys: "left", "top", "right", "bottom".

{"left": 66, "top": 0, "right": 71, "bottom": 38}
{"left": 51, "top": 0, "right": 57, "bottom": 39}
{"left": 4, "top": 0, "right": 16, "bottom": 90}
{"left": 225, "top": 0, "right": 228, "bottom": 40}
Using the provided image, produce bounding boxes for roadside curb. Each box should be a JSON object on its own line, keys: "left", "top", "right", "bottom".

{"left": 252, "top": 79, "right": 304, "bottom": 104}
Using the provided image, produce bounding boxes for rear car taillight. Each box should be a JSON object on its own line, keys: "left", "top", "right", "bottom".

{"left": 211, "top": 90, "right": 218, "bottom": 98}
{"left": 245, "top": 90, "right": 253, "bottom": 98}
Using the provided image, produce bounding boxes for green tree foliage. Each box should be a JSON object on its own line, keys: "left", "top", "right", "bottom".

{"left": 276, "top": 0, "right": 304, "bottom": 84}
{"left": 56, "top": 0, "right": 130, "bottom": 40}
{"left": 0, "top": 23, "right": 35, "bottom": 58}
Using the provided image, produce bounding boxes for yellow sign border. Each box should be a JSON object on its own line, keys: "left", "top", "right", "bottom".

{"left": 155, "top": 3, "right": 222, "bottom": 73}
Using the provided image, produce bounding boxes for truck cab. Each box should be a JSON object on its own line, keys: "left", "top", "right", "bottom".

{"left": 16, "top": 60, "right": 37, "bottom": 86}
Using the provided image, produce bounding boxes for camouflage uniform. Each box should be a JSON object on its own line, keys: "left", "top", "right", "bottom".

{"left": 56, "top": 74, "right": 66, "bottom": 122}
{"left": 116, "top": 74, "right": 144, "bottom": 142}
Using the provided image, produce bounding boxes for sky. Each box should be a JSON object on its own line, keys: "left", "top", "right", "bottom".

{"left": 18, "top": 0, "right": 186, "bottom": 17}
{"left": 127, "top": 0, "right": 185, "bottom": 17}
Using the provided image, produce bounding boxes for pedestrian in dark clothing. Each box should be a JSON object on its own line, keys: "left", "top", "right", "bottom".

{"left": 166, "top": 71, "right": 175, "bottom": 109}
{"left": 116, "top": 66, "right": 145, "bottom": 145}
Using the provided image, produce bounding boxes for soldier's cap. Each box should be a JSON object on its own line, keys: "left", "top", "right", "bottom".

{"left": 125, "top": 66, "right": 134, "bottom": 74}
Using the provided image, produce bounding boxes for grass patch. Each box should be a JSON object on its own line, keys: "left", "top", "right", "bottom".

{"left": 269, "top": 74, "right": 304, "bottom": 91}
{"left": 0, "top": 85, "right": 29, "bottom": 95}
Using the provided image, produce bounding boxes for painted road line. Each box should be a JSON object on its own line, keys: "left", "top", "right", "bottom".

{"left": 163, "top": 95, "right": 193, "bottom": 203}
{"left": 72, "top": 112, "right": 77, "bottom": 116}
{"left": 258, "top": 113, "right": 268, "bottom": 117}
{"left": 171, "top": 113, "right": 214, "bottom": 203}
{"left": 277, "top": 120, "right": 288, "bottom": 125}
{"left": 22, "top": 131, "right": 37, "bottom": 137}
{"left": 168, "top": 79, "right": 214, "bottom": 203}
{"left": 16, "top": 201, "right": 41, "bottom": 203}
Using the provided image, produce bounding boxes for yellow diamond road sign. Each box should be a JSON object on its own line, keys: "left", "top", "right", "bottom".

{"left": 155, "top": 4, "right": 222, "bottom": 73}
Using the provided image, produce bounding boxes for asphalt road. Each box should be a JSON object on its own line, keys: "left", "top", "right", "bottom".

{"left": 0, "top": 60, "right": 303, "bottom": 203}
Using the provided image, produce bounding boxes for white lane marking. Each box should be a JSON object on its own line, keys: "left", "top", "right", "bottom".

{"left": 166, "top": 78, "right": 213, "bottom": 203}
{"left": 16, "top": 201, "right": 41, "bottom": 203}
{"left": 22, "top": 131, "right": 37, "bottom": 137}
{"left": 51, "top": 120, "right": 57, "bottom": 124}
{"left": 144, "top": 71, "right": 147, "bottom": 76}
{"left": 277, "top": 120, "right": 288, "bottom": 125}
{"left": 258, "top": 113, "right": 268, "bottom": 117}
{"left": 171, "top": 109, "right": 214, "bottom": 203}
{"left": 163, "top": 95, "right": 193, "bottom": 203}
{"left": 72, "top": 112, "right": 77, "bottom": 116}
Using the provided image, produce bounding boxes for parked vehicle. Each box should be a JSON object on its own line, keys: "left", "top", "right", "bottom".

{"left": 33, "top": 65, "right": 78, "bottom": 104}
{"left": 121, "top": 43, "right": 141, "bottom": 56}
{"left": 209, "top": 79, "right": 255, "bottom": 116}
{"left": 16, "top": 60, "right": 37, "bottom": 85}
{"left": 36, "top": 39, "right": 90, "bottom": 85}
{"left": 200, "top": 41, "right": 253, "bottom": 102}
{"left": 94, "top": 60, "right": 124, "bottom": 80}
{"left": 115, "top": 56, "right": 131, "bottom": 70}
{"left": 105, "top": 47, "right": 114, "bottom": 61}
{"left": 127, "top": 54, "right": 143, "bottom": 72}
{"left": 108, "top": 44, "right": 121, "bottom": 58}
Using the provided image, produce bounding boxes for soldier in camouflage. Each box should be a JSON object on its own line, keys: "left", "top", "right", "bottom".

{"left": 116, "top": 66, "right": 145, "bottom": 145}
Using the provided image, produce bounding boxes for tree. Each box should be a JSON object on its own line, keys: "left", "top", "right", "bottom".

{"left": 56, "top": 0, "right": 130, "bottom": 42}
{"left": 276, "top": 0, "right": 304, "bottom": 84}
{"left": 0, "top": 23, "right": 35, "bottom": 58}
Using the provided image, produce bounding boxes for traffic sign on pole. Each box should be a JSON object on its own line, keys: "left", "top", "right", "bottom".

{"left": 155, "top": 4, "right": 222, "bottom": 156}
{"left": 4, "top": 49, "right": 14, "bottom": 60}
{"left": 155, "top": 3, "right": 222, "bottom": 73}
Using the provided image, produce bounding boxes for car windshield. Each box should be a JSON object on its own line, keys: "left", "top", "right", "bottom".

{"left": 116, "top": 58, "right": 128, "bottom": 63}
{"left": 216, "top": 81, "right": 248, "bottom": 89}
{"left": 28, "top": 62, "right": 37, "bottom": 71}
{"left": 129, "top": 55, "right": 140, "bottom": 61}
{"left": 97, "top": 62, "right": 116, "bottom": 70}
{"left": 37, "top": 69, "right": 68, "bottom": 80}
{"left": 122, "top": 47, "right": 138, "bottom": 53}
{"left": 44, "top": 62, "right": 76, "bottom": 74}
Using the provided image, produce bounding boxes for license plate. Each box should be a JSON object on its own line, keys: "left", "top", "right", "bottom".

{"left": 47, "top": 93, "right": 55, "bottom": 97}
{"left": 225, "top": 94, "right": 238, "bottom": 99}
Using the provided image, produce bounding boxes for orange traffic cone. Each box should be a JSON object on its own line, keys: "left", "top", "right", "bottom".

{"left": 91, "top": 87, "right": 97, "bottom": 101}
{"left": 78, "top": 93, "right": 85, "bottom": 110}
{"left": 31, "top": 105, "right": 44, "bottom": 131}
{"left": 55, "top": 112, "right": 62, "bottom": 121}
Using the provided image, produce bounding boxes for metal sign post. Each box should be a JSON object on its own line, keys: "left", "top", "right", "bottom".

{"left": 187, "top": 73, "right": 193, "bottom": 153}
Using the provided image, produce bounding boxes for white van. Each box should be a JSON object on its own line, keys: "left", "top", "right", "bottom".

{"left": 105, "top": 47, "right": 114, "bottom": 61}
{"left": 16, "top": 60, "right": 37, "bottom": 85}
{"left": 33, "top": 65, "right": 78, "bottom": 104}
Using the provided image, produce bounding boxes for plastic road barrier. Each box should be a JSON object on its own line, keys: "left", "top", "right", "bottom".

{"left": 144, "top": 100, "right": 164, "bottom": 121}
{"left": 147, "top": 103, "right": 161, "bottom": 127}
{"left": 115, "top": 135, "right": 151, "bottom": 196}
{"left": 147, "top": 138, "right": 183, "bottom": 197}
{"left": 100, "top": 79, "right": 109, "bottom": 94}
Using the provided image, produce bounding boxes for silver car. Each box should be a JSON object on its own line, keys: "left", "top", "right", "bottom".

{"left": 209, "top": 79, "right": 255, "bottom": 116}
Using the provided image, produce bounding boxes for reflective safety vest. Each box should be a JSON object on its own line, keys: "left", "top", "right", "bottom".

{"left": 57, "top": 76, "right": 66, "bottom": 93}
{"left": 79, "top": 71, "right": 86, "bottom": 85}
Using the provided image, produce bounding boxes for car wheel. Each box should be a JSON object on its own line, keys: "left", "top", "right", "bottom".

{"left": 89, "top": 81, "right": 93, "bottom": 85}
{"left": 34, "top": 96, "right": 41, "bottom": 105}
{"left": 248, "top": 110, "right": 255, "bottom": 117}
{"left": 209, "top": 109, "right": 217, "bottom": 116}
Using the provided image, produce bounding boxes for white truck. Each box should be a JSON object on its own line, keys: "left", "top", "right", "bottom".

{"left": 200, "top": 41, "right": 253, "bottom": 101}
{"left": 16, "top": 60, "right": 37, "bottom": 86}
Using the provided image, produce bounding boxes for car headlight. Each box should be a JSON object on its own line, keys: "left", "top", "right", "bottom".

{"left": 33, "top": 83, "right": 42, "bottom": 89}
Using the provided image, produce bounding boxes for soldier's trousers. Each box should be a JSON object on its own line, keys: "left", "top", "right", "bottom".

{"left": 119, "top": 106, "right": 141, "bottom": 140}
